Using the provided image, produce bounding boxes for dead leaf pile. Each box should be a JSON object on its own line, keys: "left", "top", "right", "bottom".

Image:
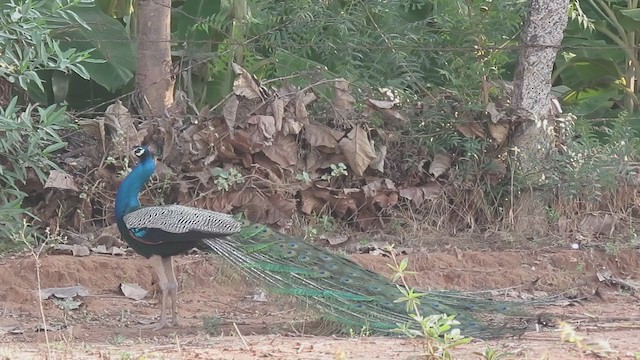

{"left": 34, "top": 66, "right": 531, "bottom": 236}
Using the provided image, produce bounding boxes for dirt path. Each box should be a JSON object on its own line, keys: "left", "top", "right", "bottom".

{"left": 1, "top": 248, "right": 639, "bottom": 359}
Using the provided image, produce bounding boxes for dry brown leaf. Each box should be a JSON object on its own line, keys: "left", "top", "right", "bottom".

{"left": 232, "top": 63, "right": 263, "bottom": 100}
{"left": 369, "top": 143, "right": 387, "bottom": 172}
{"left": 455, "top": 121, "right": 485, "bottom": 138}
{"left": 294, "top": 95, "right": 310, "bottom": 124}
{"left": 488, "top": 123, "right": 509, "bottom": 144}
{"left": 373, "top": 192, "right": 399, "bottom": 208}
{"left": 72, "top": 197, "right": 92, "bottom": 230}
{"left": 355, "top": 208, "right": 381, "bottom": 229}
{"left": 300, "top": 188, "right": 325, "bottom": 214}
{"left": 223, "top": 96, "right": 239, "bottom": 136}
{"left": 91, "top": 244, "right": 126, "bottom": 256}
{"left": 337, "top": 126, "right": 376, "bottom": 176}
{"left": 333, "top": 78, "right": 355, "bottom": 118}
{"left": 300, "top": 186, "right": 359, "bottom": 216}
{"left": 197, "top": 104, "right": 211, "bottom": 123}
{"left": 366, "top": 98, "right": 408, "bottom": 124}
{"left": 188, "top": 124, "right": 222, "bottom": 160}
{"left": 332, "top": 196, "right": 358, "bottom": 216}
{"left": 301, "top": 92, "right": 317, "bottom": 105}
{"left": 265, "top": 194, "right": 296, "bottom": 226}
{"left": 176, "top": 180, "right": 193, "bottom": 204}
{"left": 48, "top": 244, "right": 75, "bottom": 255}
{"left": 195, "top": 189, "right": 259, "bottom": 215}
{"left": 282, "top": 117, "right": 304, "bottom": 136}
{"left": 120, "top": 283, "right": 148, "bottom": 301}
{"left": 44, "top": 170, "right": 79, "bottom": 192}
{"left": 228, "top": 129, "right": 260, "bottom": 154}
{"left": 262, "top": 134, "right": 298, "bottom": 168}
{"left": 39, "top": 286, "right": 89, "bottom": 299}
{"left": 320, "top": 234, "right": 349, "bottom": 246}
{"left": 486, "top": 102, "right": 506, "bottom": 124}
{"left": 71, "top": 244, "right": 90, "bottom": 257}
{"left": 271, "top": 98, "right": 285, "bottom": 132}
{"left": 367, "top": 99, "right": 395, "bottom": 109}
{"left": 420, "top": 182, "right": 443, "bottom": 200}
{"left": 399, "top": 182, "right": 442, "bottom": 206}
{"left": 305, "top": 123, "right": 342, "bottom": 150}
{"left": 105, "top": 101, "right": 143, "bottom": 156}
{"left": 247, "top": 115, "right": 277, "bottom": 146}
{"left": 217, "top": 139, "right": 237, "bottom": 160}
{"left": 579, "top": 214, "right": 616, "bottom": 236}
{"left": 429, "top": 154, "right": 451, "bottom": 178}
{"left": 305, "top": 150, "right": 349, "bottom": 174}
{"left": 77, "top": 118, "right": 107, "bottom": 153}
{"left": 362, "top": 178, "right": 396, "bottom": 198}
{"left": 241, "top": 193, "right": 295, "bottom": 226}
{"left": 485, "top": 159, "right": 507, "bottom": 186}
{"left": 78, "top": 101, "right": 143, "bottom": 156}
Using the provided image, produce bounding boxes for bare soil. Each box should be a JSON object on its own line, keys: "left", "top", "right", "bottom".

{"left": 1, "top": 246, "right": 639, "bottom": 359}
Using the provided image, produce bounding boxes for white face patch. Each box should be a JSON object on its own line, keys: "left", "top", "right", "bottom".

{"left": 133, "top": 146, "right": 145, "bottom": 157}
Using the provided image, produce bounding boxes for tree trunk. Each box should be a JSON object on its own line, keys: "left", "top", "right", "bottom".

{"left": 136, "top": 0, "right": 174, "bottom": 118}
{"left": 510, "top": 0, "right": 569, "bottom": 236}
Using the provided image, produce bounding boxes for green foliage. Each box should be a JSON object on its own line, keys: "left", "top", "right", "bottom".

{"left": 251, "top": 0, "right": 522, "bottom": 99}
{"left": 53, "top": 3, "right": 135, "bottom": 93}
{"left": 168, "top": 0, "right": 524, "bottom": 112}
{"left": 389, "top": 249, "right": 471, "bottom": 359}
{"left": 321, "top": 162, "right": 348, "bottom": 181}
{"left": 202, "top": 314, "right": 223, "bottom": 336}
{"left": 0, "top": 99, "right": 74, "bottom": 243}
{"left": 0, "top": 0, "right": 95, "bottom": 91}
{"left": 544, "top": 114, "right": 639, "bottom": 203}
{"left": 212, "top": 167, "right": 244, "bottom": 192}
{"left": 295, "top": 171, "right": 312, "bottom": 184}
{"left": 474, "top": 346, "right": 515, "bottom": 360}
{"left": 558, "top": 0, "right": 640, "bottom": 117}
{"left": 304, "top": 214, "right": 336, "bottom": 240}
{"left": 0, "top": 0, "right": 95, "bottom": 245}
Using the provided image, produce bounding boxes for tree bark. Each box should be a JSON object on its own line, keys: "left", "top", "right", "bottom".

{"left": 136, "top": 0, "right": 174, "bottom": 118}
{"left": 510, "top": 0, "right": 569, "bottom": 236}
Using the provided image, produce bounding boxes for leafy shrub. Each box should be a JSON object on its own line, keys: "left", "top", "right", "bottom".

{"left": 0, "top": 0, "right": 95, "bottom": 246}
{"left": 542, "top": 114, "right": 639, "bottom": 203}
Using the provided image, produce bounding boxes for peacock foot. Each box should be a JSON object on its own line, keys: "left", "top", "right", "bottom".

{"left": 138, "top": 320, "right": 167, "bottom": 331}
{"left": 171, "top": 317, "right": 180, "bottom": 327}
{"left": 139, "top": 317, "right": 179, "bottom": 331}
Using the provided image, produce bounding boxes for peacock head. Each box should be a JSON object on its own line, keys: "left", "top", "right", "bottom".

{"left": 128, "top": 144, "right": 156, "bottom": 180}
{"left": 133, "top": 146, "right": 146, "bottom": 157}
{"left": 133, "top": 145, "right": 153, "bottom": 159}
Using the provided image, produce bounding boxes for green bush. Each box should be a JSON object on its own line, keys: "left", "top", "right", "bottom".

{"left": 0, "top": 0, "right": 95, "bottom": 246}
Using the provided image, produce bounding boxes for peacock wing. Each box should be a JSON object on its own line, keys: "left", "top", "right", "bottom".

{"left": 123, "top": 205, "right": 241, "bottom": 236}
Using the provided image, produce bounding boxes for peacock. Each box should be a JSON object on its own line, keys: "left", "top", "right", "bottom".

{"left": 115, "top": 145, "right": 533, "bottom": 337}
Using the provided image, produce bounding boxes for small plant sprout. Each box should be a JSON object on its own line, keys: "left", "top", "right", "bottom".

{"left": 212, "top": 167, "right": 245, "bottom": 192}
{"left": 388, "top": 246, "right": 471, "bottom": 359}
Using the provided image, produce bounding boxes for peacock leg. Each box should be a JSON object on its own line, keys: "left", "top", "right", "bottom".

{"left": 162, "top": 256, "right": 180, "bottom": 326}
{"left": 149, "top": 255, "right": 169, "bottom": 330}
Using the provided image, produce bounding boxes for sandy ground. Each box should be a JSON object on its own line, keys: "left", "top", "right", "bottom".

{"left": 1, "top": 247, "right": 639, "bottom": 359}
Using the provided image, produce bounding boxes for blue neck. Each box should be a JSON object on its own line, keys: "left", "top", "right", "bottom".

{"left": 115, "top": 153, "right": 155, "bottom": 220}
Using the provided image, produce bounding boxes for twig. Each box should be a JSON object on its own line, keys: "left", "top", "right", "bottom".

{"left": 17, "top": 221, "right": 52, "bottom": 359}
{"left": 232, "top": 322, "right": 250, "bottom": 350}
